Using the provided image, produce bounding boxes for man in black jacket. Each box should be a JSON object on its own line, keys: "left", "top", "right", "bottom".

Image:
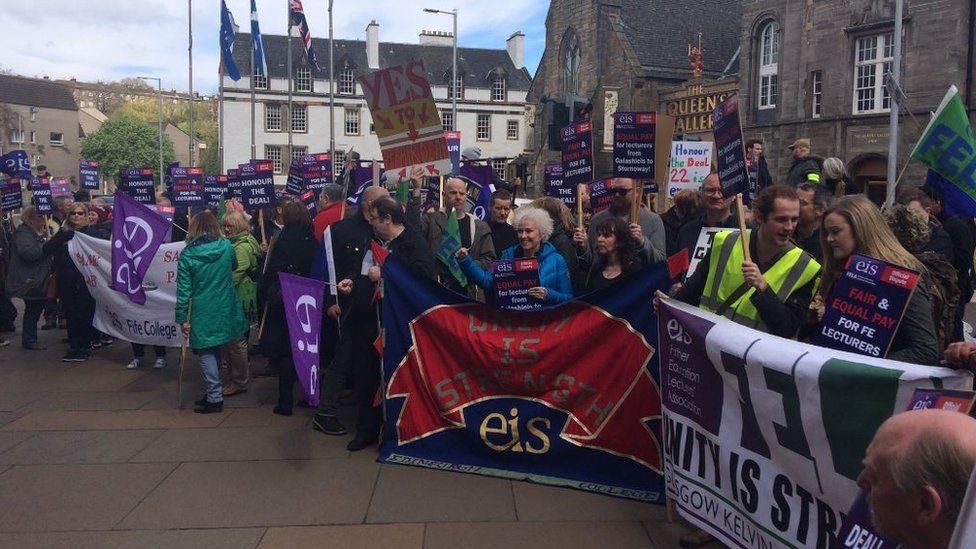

{"left": 486, "top": 189, "right": 518, "bottom": 254}
{"left": 785, "top": 138, "right": 823, "bottom": 186}
{"left": 746, "top": 139, "right": 774, "bottom": 202}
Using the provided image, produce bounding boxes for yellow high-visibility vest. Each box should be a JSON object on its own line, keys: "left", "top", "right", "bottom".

{"left": 701, "top": 230, "right": 821, "bottom": 330}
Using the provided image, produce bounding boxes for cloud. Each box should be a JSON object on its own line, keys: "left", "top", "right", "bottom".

{"left": 0, "top": 0, "right": 545, "bottom": 95}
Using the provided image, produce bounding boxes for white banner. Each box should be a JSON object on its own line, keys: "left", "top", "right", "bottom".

{"left": 658, "top": 299, "right": 972, "bottom": 549}
{"left": 69, "top": 232, "right": 185, "bottom": 347}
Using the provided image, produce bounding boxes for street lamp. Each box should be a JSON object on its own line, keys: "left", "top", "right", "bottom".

{"left": 423, "top": 7, "right": 457, "bottom": 131}
{"left": 137, "top": 76, "right": 165, "bottom": 188}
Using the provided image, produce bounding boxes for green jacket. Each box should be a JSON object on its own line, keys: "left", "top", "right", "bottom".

{"left": 229, "top": 230, "right": 260, "bottom": 324}
{"left": 176, "top": 236, "right": 249, "bottom": 350}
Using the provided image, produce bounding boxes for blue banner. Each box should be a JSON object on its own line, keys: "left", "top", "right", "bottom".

{"left": 0, "top": 150, "right": 31, "bottom": 179}
{"left": 380, "top": 257, "right": 669, "bottom": 503}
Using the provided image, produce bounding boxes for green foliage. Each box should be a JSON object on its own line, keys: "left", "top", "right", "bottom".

{"left": 80, "top": 116, "right": 175, "bottom": 183}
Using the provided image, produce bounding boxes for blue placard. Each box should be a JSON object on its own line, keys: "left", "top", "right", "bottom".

{"left": 79, "top": 160, "right": 100, "bottom": 190}
{"left": 445, "top": 131, "right": 461, "bottom": 176}
{"left": 544, "top": 163, "right": 575, "bottom": 209}
{"left": 816, "top": 254, "right": 920, "bottom": 358}
{"left": 238, "top": 161, "right": 275, "bottom": 210}
{"left": 560, "top": 120, "right": 593, "bottom": 187}
{"left": 1, "top": 179, "right": 23, "bottom": 212}
{"left": 612, "top": 112, "right": 656, "bottom": 179}
{"left": 225, "top": 169, "right": 241, "bottom": 200}
{"left": 204, "top": 175, "right": 227, "bottom": 207}
{"left": 589, "top": 178, "right": 612, "bottom": 214}
{"left": 490, "top": 258, "right": 542, "bottom": 311}
{"left": 30, "top": 177, "right": 53, "bottom": 214}
{"left": 119, "top": 168, "right": 156, "bottom": 204}
{"left": 170, "top": 167, "right": 205, "bottom": 208}
{"left": 712, "top": 93, "right": 748, "bottom": 197}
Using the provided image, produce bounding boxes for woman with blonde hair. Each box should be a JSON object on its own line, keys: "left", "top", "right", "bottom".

{"left": 176, "top": 211, "right": 249, "bottom": 413}
{"left": 219, "top": 210, "right": 260, "bottom": 396}
{"left": 817, "top": 195, "right": 939, "bottom": 364}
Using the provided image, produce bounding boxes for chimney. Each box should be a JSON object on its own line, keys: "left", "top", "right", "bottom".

{"left": 419, "top": 30, "right": 454, "bottom": 47}
{"left": 507, "top": 31, "right": 525, "bottom": 70}
{"left": 366, "top": 20, "right": 380, "bottom": 69}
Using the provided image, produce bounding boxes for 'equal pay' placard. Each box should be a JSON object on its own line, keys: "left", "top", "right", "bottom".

{"left": 491, "top": 258, "right": 541, "bottom": 311}
{"left": 612, "top": 112, "right": 656, "bottom": 179}
{"left": 560, "top": 120, "right": 593, "bottom": 187}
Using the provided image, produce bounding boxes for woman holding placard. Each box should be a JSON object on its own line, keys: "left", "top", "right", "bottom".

{"left": 815, "top": 196, "right": 940, "bottom": 365}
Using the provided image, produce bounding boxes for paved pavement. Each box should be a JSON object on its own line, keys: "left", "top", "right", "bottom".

{"left": 0, "top": 325, "right": 702, "bottom": 549}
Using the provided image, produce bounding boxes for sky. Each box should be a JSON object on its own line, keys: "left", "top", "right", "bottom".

{"left": 0, "top": 0, "right": 548, "bottom": 95}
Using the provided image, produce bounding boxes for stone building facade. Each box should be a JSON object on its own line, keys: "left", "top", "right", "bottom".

{"left": 738, "top": 0, "right": 976, "bottom": 202}
{"left": 0, "top": 74, "right": 80, "bottom": 180}
{"left": 525, "top": 0, "right": 742, "bottom": 194}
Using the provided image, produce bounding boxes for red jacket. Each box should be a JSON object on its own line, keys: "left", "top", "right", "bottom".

{"left": 312, "top": 202, "right": 343, "bottom": 241}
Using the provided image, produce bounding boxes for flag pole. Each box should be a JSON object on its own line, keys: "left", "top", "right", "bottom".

{"left": 328, "top": 0, "right": 336, "bottom": 183}
{"left": 218, "top": 0, "right": 224, "bottom": 175}
{"left": 885, "top": 0, "right": 904, "bottom": 209}
{"left": 286, "top": 2, "right": 294, "bottom": 164}
{"left": 178, "top": 299, "right": 193, "bottom": 409}
{"left": 250, "top": 32, "right": 256, "bottom": 161}
{"left": 188, "top": 0, "right": 195, "bottom": 167}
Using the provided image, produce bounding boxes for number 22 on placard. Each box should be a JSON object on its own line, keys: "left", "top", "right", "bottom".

{"left": 670, "top": 168, "right": 689, "bottom": 183}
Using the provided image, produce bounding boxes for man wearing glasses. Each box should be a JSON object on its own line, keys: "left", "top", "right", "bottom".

{"left": 575, "top": 177, "right": 666, "bottom": 265}
{"left": 674, "top": 173, "right": 740, "bottom": 260}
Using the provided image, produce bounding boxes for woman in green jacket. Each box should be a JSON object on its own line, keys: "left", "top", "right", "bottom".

{"left": 219, "top": 211, "right": 260, "bottom": 396}
{"left": 176, "top": 211, "right": 249, "bottom": 413}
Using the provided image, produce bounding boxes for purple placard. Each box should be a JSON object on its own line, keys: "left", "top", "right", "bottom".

{"left": 204, "top": 175, "right": 227, "bottom": 207}
{"left": 225, "top": 169, "right": 241, "bottom": 200}
{"left": 79, "top": 160, "right": 100, "bottom": 190}
{"left": 279, "top": 272, "right": 326, "bottom": 406}
{"left": 30, "top": 177, "right": 53, "bottom": 214}
{"left": 51, "top": 179, "right": 73, "bottom": 198}
{"left": 560, "top": 120, "right": 594, "bottom": 187}
{"left": 490, "top": 258, "right": 541, "bottom": 311}
{"left": 544, "top": 163, "right": 575, "bottom": 209}
{"left": 589, "top": 178, "right": 612, "bottom": 214}
{"left": 238, "top": 161, "right": 275, "bottom": 210}
{"left": 613, "top": 112, "right": 656, "bottom": 179}
{"left": 170, "top": 167, "right": 204, "bottom": 208}
{"left": 445, "top": 131, "right": 461, "bottom": 176}
{"left": 1, "top": 179, "right": 23, "bottom": 212}
{"left": 816, "top": 254, "right": 920, "bottom": 358}
{"left": 712, "top": 93, "right": 748, "bottom": 197}
{"left": 119, "top": 168, "right": 156, "bottom": 204}
{"left": 300, "top": 190, "right": 316, "bottom": 214}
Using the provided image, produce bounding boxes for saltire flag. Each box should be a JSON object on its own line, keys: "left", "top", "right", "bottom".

{"left": 110, "top": 191, "right": 172, "bottom": 305}
{"left": 924, "top": 169, "right": 976, "bottom": 217}
{"left": 435, "top": 208, "right": 467, "bottom": 287}
{"left": 220, "top": 0, "right": 242, "bottom": 81}
{"left": 0, "top": 150, "right": 31, "bottom": 179}
{"left": 279, "top": 273, "right": 325, "bottom": 407}
{"left": 911, "top": 85, "right": 976, "bottom": 208}
{"left": 250, "top": 0, "right": 267, "bottom": 77}
{"left": 288, "top": 0, "right": 319, "bottom": 70}
{"left": 379, "top": 255, "right": 670, "bottom": 502}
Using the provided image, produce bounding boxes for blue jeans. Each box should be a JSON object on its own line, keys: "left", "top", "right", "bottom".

{"left": 197, "top": 347, "right": 223, "bottom": 404}
{"left": 21, "top": 299, "right": 45, "bottom": 348}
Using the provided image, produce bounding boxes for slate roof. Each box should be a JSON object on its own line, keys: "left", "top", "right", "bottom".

{"left": 230, "top": 33, "right": 532, "bottom": 90}
{"left": 620, "top": 0, "right": 741, "bottom": 76}
{"left": 0, "top": 74, "right": 78, "bottom": 111}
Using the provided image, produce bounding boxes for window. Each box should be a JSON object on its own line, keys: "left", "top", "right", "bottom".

{"left": 491, "top": 76, "right": 506, "bottom": 101}
{"left": 441, "top": 110, "right": 454, "bottom": 132}
{"left": 291, "top": 146, "right": 308, "bottom": 160}
{"left": 812, "top": 71, "right": 823, "bottom": 118}
{"left": 265, "top": 104, "right": 282, "bottom": 131}
{"left": 253, "top": 73, "right": 268, "bottom": 90}
{"left": 29, "top": 131, "right": 36, "bottom": 144}
{"left": 477, "top": 114, "right": 491, "bottom": 141}
{"left": 10, "top": 130, "right": 24, "bottom": 144}
{"left": 265, "top": 145, "right": 283, "bottom": 174}
{"left": 758, "top": 21, "right": 779, "bottom": 109}
{"left": 853, "top": 33, "right": 894, "bottom": 114}
{"left": 333, "top": 150, "right": 345, "bottom": 177}
{"left": 506, "top": 120, "right": 519, "bottom": 140}
{"left": 448, "top": 74, "right": 464, "bottom": 100}
{"left": 491, "top": 159, "right": 507, "bottom": 180}
{"left": 294, "top": 67, "right": 312, "bottom": 92}
{"left": 291, "top": 104, "right": 307, "bottom": 132}
{"left": 344, "top": 108, "right": 360, "bottom": 135}
{"left": 29, "top": 107, "right": 37, "bottom": 122}
{"left": 564, "top": 34, "right": 581, "bottom": 95}
{"left": 338, "top": 68, "right": 355, "bottom": 94}
{"left": 49, "top": 132, "right": 64, "bottom": 146}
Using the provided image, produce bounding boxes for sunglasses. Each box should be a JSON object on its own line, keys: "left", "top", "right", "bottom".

{"left": 610, "top": 188, "right": 632, "bottom": 196}
{"left": 69, "top": 211, "right": 86, "bottom": 216}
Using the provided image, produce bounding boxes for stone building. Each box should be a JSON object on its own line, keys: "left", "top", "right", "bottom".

{"left": 738, "top": 0, "right": 976, "bottom": 202}
{"left": 0, "top": 74, "right": 80, "bottom": 179}
{"left": 525, "top": 0, "right": 742, "bottom": 193}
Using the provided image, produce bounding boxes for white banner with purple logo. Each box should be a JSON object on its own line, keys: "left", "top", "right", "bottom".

{"left": 279, "top": 273, "right": 326, "bottom": 406}
{"left": 111, "top": 192, "right": 173, "bottom": 305}
{"left": 69, "top": 232, "right": 185, "bottom": 347}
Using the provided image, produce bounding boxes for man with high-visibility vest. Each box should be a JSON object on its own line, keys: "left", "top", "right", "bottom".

{"left": 669, "top": 184, "right": 821, "bottom": 339}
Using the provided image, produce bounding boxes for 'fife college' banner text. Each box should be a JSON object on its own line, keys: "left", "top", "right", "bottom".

{"left": 658, "top": 299, "right": 972, "bottom": 549}
{"left": 380, "top": 257, "right": 670, "bottom": 502}
{"left": 69, "top": 233, "right": 185, "bottom": 347}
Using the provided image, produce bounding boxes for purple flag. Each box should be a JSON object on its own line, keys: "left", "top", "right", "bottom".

{"left": 110, "top": 191, "right": 172, "bottom": 305}
{"left": 279, "top": 272, "right": 326, "bottom": 406}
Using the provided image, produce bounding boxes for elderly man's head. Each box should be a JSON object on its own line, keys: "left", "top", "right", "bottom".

{"left": 857, "top": 409, "right": 976, "bottom": 549}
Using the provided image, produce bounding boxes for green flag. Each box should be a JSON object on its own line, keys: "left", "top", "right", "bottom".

{"left": 435, "top": 207, "right": 468, "bottom": 287}
{"left": 911, "top": 85, "right": 976, "bottom": 202}
{"left": 396, "top": 180, "right": 411, "bottom": 204}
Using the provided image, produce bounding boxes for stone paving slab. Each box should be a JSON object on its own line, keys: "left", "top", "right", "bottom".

{"left": 512, "top": 482, "right": 668, "bottom": 522}
{"left": 1, "top": 409, "right": 227, "bottom": 431}
{"left": 18, "top": 391, "right": 163, "bottom": 412}
{"left": 0, "top": 368, "right": 145, "bottom": 393}
{"left": 257, "top": 524, "right": 425, "bottom": 549}
{"left": 0, "top": 431, "right": 34, "bottom": 455}
{"left": 0, "top": 391, "right": 41, "bottom": 411}
{"left": 129, "top": 426, "right": 349, "bottom": 462}
{"left": 424, "top": 521, "right": 654, "bottom": 549}
{"left": 0, "top": 430, "right": 164, "bottom": 464}
{"left": 366, "top": 465, "right": 517, "bottom": 523}
{"left": 216, "top": 407, "right": 314, "bottom": 428}
{"left": 0, "top": 411, "right": 26, "bottom": 428}
{"left": 118, "top": 459, "right": 380, "bottom": 529}
{"left": 0, "top": 528, "right": 265, "bottom": 549}
{"left": 0, "top": 463, "right": 176, "bottom": 532}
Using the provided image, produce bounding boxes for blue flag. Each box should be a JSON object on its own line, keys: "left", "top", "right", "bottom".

{"left": 925, "top": 169, "right": 976, "bottom": 217}
{"left": 219, "top": 0, "right": 242, "bottom": 81}
{"left": 0, "top": 150, "right": 31, "bottom": 179}
{"left": 250, "top": 0, "right": 267, "bottom": 77}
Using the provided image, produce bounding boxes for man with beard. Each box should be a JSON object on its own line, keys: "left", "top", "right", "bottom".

{"left": 575, "top": 177, "right": 666, "bottom": 265}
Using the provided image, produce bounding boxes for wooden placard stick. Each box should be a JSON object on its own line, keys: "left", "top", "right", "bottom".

{"left": 735, "top": 194, "right": 751, "bottom": 263}
{"left": 439, "top": 175, "right": 445, "bottom": 211}
{"left": 258, "top": 210, "right": 267, "bottom": 247}
{"left": 631, "top": 184, "right": 643, "bottom": 225}
{"left": 177, "top": 299, "right": 193, "bottom": 409}
{"left": 577, "top": 183, "right": 585, "bottom": 228}
{"left": 372, "top": 161, "right": 381, "bottom": 187}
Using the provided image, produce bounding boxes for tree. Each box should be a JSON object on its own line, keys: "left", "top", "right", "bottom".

{"left": 80, "top": 116, "right": 175, "bottom": 185}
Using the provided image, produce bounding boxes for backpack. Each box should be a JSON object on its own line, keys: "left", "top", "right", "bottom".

{"left": 916, "top": 251, "right": 960, "bottom": 351}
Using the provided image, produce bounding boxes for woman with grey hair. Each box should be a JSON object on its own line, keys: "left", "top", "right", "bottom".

{"left": 821, "top": 157, "right": 854, "bottom": 196}
{"left": 457, "top": 206, "right": 573, "bottom": 305}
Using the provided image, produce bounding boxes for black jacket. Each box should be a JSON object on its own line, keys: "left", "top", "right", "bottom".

{"left": 488, "top": 220, "right": 518, "bottom": 255}
{"left": 786, "top": 156, "right": 823, "bottom": 186}
{"left": 387, "top": 227, "right": 437, "bottom": 281}
{"left": 886, "top": 281, "right": 941, "bottom": 365}
{"left": 259, "top": 225, "right": 317, "bottom": 302}
{"left": 42, "top": 225, "right": 105, "bottom": 285}
{"left": 936, "top": 214, "right": 975, "bottom": 299}
{"left": 661, "top": 206, "right": 700, "bottom": 257}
